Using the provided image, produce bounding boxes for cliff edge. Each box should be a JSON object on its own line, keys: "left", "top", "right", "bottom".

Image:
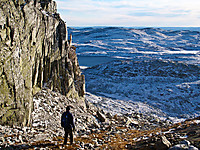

{"left": 0, "top": 0, "right": 85, "bottom": 126}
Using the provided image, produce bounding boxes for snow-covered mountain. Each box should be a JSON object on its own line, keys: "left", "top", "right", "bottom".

{"left": 69, "top": 27, "right": 200, "bottom": 120}
{"left": 69, "top": 27, "right": 200, "bottom": 66}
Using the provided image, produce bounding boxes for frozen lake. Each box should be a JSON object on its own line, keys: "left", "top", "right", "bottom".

{"left": 78, "top": 56, "right": 119, "bottom": 67}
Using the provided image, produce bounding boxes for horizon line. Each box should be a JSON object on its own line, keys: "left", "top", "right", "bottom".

{"left": 67, "top": 25, "right": 200, "bottom": 28}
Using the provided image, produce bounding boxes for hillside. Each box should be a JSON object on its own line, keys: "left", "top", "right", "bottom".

{"left": 70, "top": 26, "right": 200, "bottom": 121}
{"left": 69, "top": 27, "right": 200, "bottom": 65}
{"left": 0, "top": 89, "right": 199, "bottom": 149}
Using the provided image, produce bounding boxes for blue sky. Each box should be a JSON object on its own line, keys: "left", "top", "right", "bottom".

{"left": 55, "top": 0, "right": 200, "bottom": 27}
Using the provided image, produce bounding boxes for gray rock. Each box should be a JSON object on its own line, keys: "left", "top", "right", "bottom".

{"left": 169, "top": 144, "right": 189, "bottom": 150}
{"left": 18, "top": 135, "right": 23, "bottom": 143}
{"left": 84, "top": 143, "right": 94, "bottom": 149}
{"left": 126, "top": 144, "right": 132, "bottom": 149}
{"left": 80, "top": 141, "right": 85, "bottom": 148}
{"left": 97, "top": 111, "right": 107, "bottom": 122}
{"left": 155, "top": 136, "right": 171, "bottom": 150}
{"left": 0, "top": 137, "right": 5, "bottom": 145}
{"left": 169, "top": 142, "right": 199, "bottom": 150}
{"left": 180, "top": 140, "right": 190, "bottom": 146}
{"left": 126, "top": 117, "right": 139, "bottom": 128}
{"left": 106, "top": 112, "right": 113, "bottom": 119}
{"left": 188, "top": 145, "right": 199, "bottom": 150}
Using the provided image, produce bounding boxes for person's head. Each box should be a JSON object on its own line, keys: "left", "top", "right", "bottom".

{"left": 66, "top": 106, "right": 70, "bottom": 111}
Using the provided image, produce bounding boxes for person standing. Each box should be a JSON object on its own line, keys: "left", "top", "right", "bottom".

{"left": 61, "top": 106, "right": 75, "bottom": 145}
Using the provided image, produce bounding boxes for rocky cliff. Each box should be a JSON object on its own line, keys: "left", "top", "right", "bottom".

{"left": 0, "top": 0, "right": 85, "bottom": 126}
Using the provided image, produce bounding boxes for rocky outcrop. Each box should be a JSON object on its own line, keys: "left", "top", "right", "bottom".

{"left": 0, "top": 0, "right": 85, "bottom": 126}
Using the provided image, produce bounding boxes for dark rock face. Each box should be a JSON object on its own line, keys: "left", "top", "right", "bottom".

{"left": 0, "top": 0, "right": 85, "bottom": 126}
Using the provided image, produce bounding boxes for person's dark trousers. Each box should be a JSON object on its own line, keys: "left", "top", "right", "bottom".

{"left": 64, "top": 128, "right": 73, "bottom": 145}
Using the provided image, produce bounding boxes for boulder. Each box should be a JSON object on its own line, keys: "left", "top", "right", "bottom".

{"left": 169, "top": 140, "right": 198, "bottom": 150}
{"left": 93, "top": 121, "right": 101, "bottom": 128}
{"left": 155, "top": 136, "right": 171, "bottom": 150}
{"left": 96, "top": 111, "right": 107, "bottom": 122}
{"left": 106, "top": 112, "right": 113, "bottom": 119}
{"left": 126, "top": 117, "right": 139, "bottom": 128}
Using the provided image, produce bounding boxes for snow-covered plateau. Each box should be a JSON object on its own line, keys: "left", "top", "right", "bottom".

{"left": 68, "top": 27, "right": 200, "bottom": 122}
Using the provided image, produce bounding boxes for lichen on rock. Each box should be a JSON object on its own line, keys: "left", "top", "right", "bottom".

{"left": 0, "top": 0, "right": 85, "bottom": 126}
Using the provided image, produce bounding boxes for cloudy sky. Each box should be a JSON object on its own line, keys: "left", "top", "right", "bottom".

{"left": 55, "top": 0, "right": 200, "bottom": 27}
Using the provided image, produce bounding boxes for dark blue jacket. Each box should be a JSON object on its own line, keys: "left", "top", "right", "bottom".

{"left": 61, "top": 111, "right": 75, "bottom": 129}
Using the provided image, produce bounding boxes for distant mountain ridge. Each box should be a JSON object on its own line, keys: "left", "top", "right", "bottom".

{"left": 69, "top": 26, "right": 200, "bottom": 66}
{"left": 69, "top": 26, "right": 200, "bottom": 32}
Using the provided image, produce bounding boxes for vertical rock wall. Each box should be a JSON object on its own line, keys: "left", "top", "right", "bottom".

{"left": 0, "top": 0, "right": 85, "bottom": 126}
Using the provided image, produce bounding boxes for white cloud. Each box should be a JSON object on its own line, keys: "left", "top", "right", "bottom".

{"left": 55, "top": 0, "right": 200, "bottom": 27}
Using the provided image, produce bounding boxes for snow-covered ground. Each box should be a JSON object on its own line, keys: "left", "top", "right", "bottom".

{"left": 69, "top": 27, "right": 200, "bottom": 121}
{"left": 84, "top": 59, "right": 200, "bottom": 119}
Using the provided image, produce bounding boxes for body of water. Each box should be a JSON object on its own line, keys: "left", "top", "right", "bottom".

{"left": 78, "top": 56, "right": 119, "bottom": 67}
